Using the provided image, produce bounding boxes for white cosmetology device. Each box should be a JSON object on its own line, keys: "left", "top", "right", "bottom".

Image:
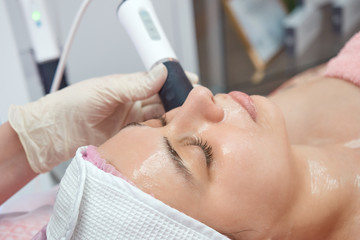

{"left": 117, "top": 0, "right": 193, "bottom": 111}
{"left": 19, "top": 0, "right": 59, "bottom": 64}
{"left": 19, "top": 0, "right": 68, "bottom": 93}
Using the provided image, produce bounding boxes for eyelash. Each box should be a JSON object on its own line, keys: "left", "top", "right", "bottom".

{"left": 188, "top": 137, "right": 214, "bottom": 166}
{"left": 158, "top": 115, "right": 214, "bottom": 166}
{"left": 159, "top": 115, "right": 167, "bottom": 127}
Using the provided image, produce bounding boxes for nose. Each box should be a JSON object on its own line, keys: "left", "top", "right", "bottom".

{"left": 174, "top": 86, "right": 224, "bottom": 124}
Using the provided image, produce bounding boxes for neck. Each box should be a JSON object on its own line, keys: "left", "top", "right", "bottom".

{"left": 274, "top": 145, "right": 360, "bottom": 240}
{"left": 269, "top": 77, "right": 360, "bottom": 146}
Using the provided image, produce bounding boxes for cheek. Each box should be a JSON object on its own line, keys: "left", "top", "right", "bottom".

{"left": 206, "top": 133, "right": 293, "bottom": 228}
{"left": 239, "top": 132, "right": 292, "bottom": 198}
{"left": 130, "top": 152, "right": 201, "bottom": 216}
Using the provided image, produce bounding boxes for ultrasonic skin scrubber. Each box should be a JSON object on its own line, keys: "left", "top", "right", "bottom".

{"left": 117, "top": 0, "right": 193, "bottom": 111}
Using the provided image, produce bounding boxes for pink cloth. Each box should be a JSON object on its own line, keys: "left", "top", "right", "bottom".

{"left": 0, "top": 146, "right": 133, "bottom": 240}
{"left": 0, "top": 206, "right": 52, "bottom": 240}
{"left": 0, "top": 185, "right": 58, "bottom": 240}
{"left": 32, "top": 224, "right": 47, "bottom": 240}
{"left": 324, "top": 31, "right": 360, "bottom": 88}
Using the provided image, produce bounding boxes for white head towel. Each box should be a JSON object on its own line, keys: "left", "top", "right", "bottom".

{"left": 46, "top": 146, "right": 228, "bottom": 240}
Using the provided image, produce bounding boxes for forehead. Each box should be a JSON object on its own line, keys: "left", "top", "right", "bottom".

{"left": 99, "top": 126, "right": 164, "bottom": 176}
{"left": 99, "top": 125, "right": 191, "bottom": 187}
{"left": 99, "top": 125, "right": 201, "bottom": 214}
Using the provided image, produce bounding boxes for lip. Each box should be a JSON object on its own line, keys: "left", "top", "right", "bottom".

{"left": 228, "top": 91, "right": 257, "bottom": 121}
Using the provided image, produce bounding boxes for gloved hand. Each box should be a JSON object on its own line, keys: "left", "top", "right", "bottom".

{"left": 8, "top": 64, "right": 198, "bottom": 173}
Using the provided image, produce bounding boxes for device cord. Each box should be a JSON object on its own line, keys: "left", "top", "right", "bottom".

{"left": 50, "top": 0, "right": 92, "bottom": 93}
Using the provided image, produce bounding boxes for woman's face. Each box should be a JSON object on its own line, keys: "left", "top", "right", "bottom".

{"left": 99, "top": 86, "right": 297, "bottom": 238}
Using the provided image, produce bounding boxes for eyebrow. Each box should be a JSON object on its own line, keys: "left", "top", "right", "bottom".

{"left": 121, "top": 122, "right": 192, "bottom": 179}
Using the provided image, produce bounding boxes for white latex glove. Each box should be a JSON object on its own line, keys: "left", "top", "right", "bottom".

{"left": 8, "top": 64, "right": 198, "bottom": 173}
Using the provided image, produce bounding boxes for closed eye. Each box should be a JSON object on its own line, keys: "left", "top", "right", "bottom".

{"left": 186, "top": 137, "right": 214, "bottom": 168}
{"left": 158, "top": 115, "right": 214, "bottom": 168}
{"left": 158, "top": 115, "right": 192, "bottom": 178}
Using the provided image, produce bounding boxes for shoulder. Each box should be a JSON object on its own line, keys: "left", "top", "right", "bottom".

{"left": 269, "top": 64, "right": 326, "bottom": 96}
{"left": 269, "top": 75, "right": 360, "bottom": 146}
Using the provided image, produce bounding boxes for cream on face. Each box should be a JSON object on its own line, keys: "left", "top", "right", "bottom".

{"left": 354, "top": 175, "right": 360, "bottom": 189}
{"left": 344, "top": 139, "right": 360, "bottom": 149}
{"left": 343, "top": 139, "right": 360, "bottom": 190}
{"left": 98, "top": 121, "right": 201, "bottom": 213}
{"left": 132, "top": 150, "right": 169, "bottom": 191}
{"left": 308, "top": 160, "right": 341, "bottom": 194}
{"left": 99, "top": 86, "right": 298, "bottom": 237}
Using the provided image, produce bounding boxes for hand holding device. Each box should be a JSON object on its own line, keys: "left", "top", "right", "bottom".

{"left": 8, "top": 65, "right": 167, "bottom": 173}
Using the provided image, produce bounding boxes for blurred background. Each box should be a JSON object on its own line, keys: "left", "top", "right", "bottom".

{"left": 195, "top": 0, "right": 360, "bottom": 95}
{"left": 1, "top": 0, "right": 360, "bottom": 210}
{"left": 2, "top": 0, "right": 360, "bottom": 116}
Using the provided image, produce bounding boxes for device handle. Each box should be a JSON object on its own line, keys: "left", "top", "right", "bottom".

{"left": 118, "top": 0, "right": 193, "bottom": 111}
{"left": 160, "top": 61, "right": 193, "bottom": 112}
{"left": 117, "top": 0, "right": 177, "bottom": 70}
